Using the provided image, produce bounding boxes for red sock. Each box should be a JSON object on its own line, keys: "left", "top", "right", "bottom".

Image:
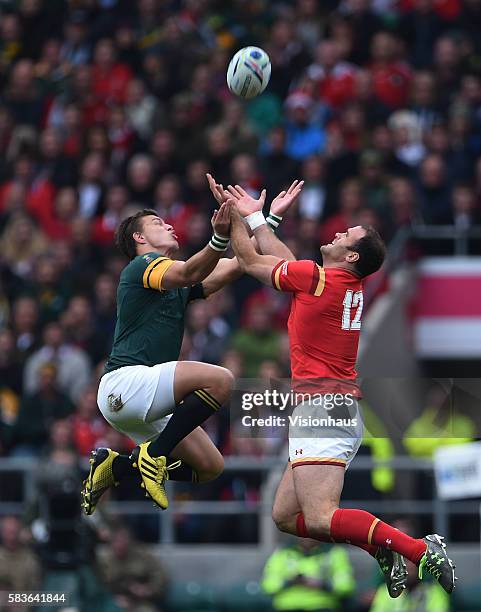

{"left": 330, "top": 508, "right": 426, "bottom": 564}
{"left": 296, "top": 512, "right": 378, "bottom": 556}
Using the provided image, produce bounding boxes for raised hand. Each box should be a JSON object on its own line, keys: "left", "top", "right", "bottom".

{"left": 207, "top": 173, "right": 229, "bottom": 205}
{"left": 226, "top": 184, "right": 266, "bottom": 217}
{"left": 270, "top": 180, "right": 304, "bottom": 217}
{"left": 211, "top": 200, "right": 232, "bottom": 237}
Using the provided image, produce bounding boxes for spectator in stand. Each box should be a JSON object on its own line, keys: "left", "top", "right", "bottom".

{"left": 0, "top": 213, "right": 49, "bottom": 280}
{"left": 416, "top": 153, "right": 452, "bottom": 223}
{"left": 30, "top": 255, "right": 70, "bottom": 326}
{"left": 433, "top": 35, "right": 463, "bottom": 109}
{"left": 91, "top": 38, "right": 132, "bottom": 106}
{"left": 72, "top": 384, "right": 109, "bottom": 457}
{"left": 265, "top": 18, "right": 311, "bottom": 99}
{"left": 450, "top": 182, "right": 481, "bottom": 228}
{"left": 185, "top": 299, "right": 230, "bottom": 364}
{"left": 42, "top": 187, "right": 78, "bottom": 241}
{"left": 149, "top": 128, "right": 181, "bottom": 176}
{"left": 11, "top": 362, "right": 73, "bottom": 457}
{"left": 60, "top": 10, "right": 91, "bottom": 68}
{"left": 388, "top": 176, "right": 421, "bottom": 231}
{"left": 409, "top": 70, "right": 442, "bottom": 132}
{"left": 400, "top": 0, "right": 446, "bottom": 69}
{"left": 60, "top": 294, "right": 109, "bottom": 365}
{"left": 259, "top": 126, "right": 299, "bottom": 199}
{"left": 0, "top": 155, "right": 55, "bottom": 228}
{"left": 369, "top": 31, "right": 412, "bottom": 110}
{"left": 298, "top": 155, "right": 326, "bottom": 220}
{"left": 0, "top": 516, "right": 41, "bottom": 593}
{"left": 2, "top": 58, "right": 45, "bottom": 126}
{"left": 284, "top": 92, "right": 327, "bottom": 161}
{"left": 92, "top": 273, "right": 117, "bottom": 346}
{"left": 0, "top": 13, "right": 23, "bottom": 77}
{"left": 0, "top": 328, "right": 23, "bottom": 396}
{"left": 37, "top": 127, "right": 77, "bottom": 188}
{"left": 296, "top": 217, "right": 324, "bottom": 261}
{"left": 10, "top": 296, "right": 39, "bottom": 361}
{"left": 230, "top": 153, "right": 263, "bottom": 196}
{"left": 231, "top": 304, "right": 281, "bottom": 377}
{"left": 206, "top": 124, "right": 233, "bottom": 185}
{"left": 184, "top": 158, "right": 216, "bottom": 212}
{"left": 125, "top": 78, "right": 160, "bottom": 142}
{"left": 93, "top": 184, "right": 129, "bottom": 247}
{"left": 107, "top": 104, "right": 135, "bottom": 169}
{"left": 339, "top": 0, "right": 384, "bottom": 65}
{"left": 307, "top": 39, "right": 357, "bottom": 109}
{"left": 23, "top": 321, "right": 91, "bottom": 403}
{"left": 98, "top": 525, "right": 169, "bottom": 612}
{"left": 358, "top": 148, "right": 390, "bottom": 220}
{"left": 388, "top": 110, "right": 426, "bottom": 169}
{"left": 295, "top": 0, "right": 326, "bottom": 52}
{"left": 126, "top": 153, "right": 155, "bottom": 207}
{"left": 219, "top": 98, "right": 258, "bottom": 155}
{"left": 77, "top": 152, "right": 106, "bottom": 219}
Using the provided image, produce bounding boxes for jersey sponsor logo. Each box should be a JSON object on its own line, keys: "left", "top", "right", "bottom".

{"left": 295, "top": 448, "right": 303, "bottom": 455}
{"left": 142, "top": 254, "right": 154, "bottom": 264}
{"left": 107, "top": 393, "right": 124, "bottom": 412}
{"left": 281, "top": 261, "right": 289, "bottom": 275}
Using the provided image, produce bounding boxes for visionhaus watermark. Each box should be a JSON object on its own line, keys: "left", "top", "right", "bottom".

{"left": 241, "top": 412, "right": 358, "bottom": 429}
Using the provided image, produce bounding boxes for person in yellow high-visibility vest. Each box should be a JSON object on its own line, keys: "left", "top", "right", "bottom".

{"left": 361, "top": 402, "right": 395, "bottom": 494}
{"left": 262, "top": 538, "right": 355, "bottom": 612}
{"left": 403, "top": 385, "right": 475, "bottom": 459}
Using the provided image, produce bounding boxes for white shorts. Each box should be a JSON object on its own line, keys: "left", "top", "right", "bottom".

{"left": 97, "top": 362, "right": 178, "bottom": 445}
{"left": 288, "top": 397, "right": 363, "bottom": 470}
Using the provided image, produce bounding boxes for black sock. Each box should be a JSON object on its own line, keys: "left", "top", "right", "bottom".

{"left": 148, "top": 390, "right": 222, "bottom": 457}
{"left": 166, "top": 459, "right": 199, "bottom": 483}
{"left": 112, "top": 454, "right": 136, "bottom": 482}
{"left": 113, "top": 453, "right": 198, "bottom": 483}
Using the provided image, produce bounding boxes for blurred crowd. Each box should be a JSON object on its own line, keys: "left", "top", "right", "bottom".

{"left": 1, "top": 0, "right": 481, "bottom": 459}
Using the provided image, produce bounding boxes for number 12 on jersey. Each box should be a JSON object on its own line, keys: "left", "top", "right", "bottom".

{"left": 341, "top": 289, "right": 363, "bottom": 330}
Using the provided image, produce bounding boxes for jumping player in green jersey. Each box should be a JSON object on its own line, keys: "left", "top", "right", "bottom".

{"left": 81, "top": 175, "right": 304, "bottom": 514}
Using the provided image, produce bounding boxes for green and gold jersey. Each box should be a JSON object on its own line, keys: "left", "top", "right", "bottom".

{"left": 104, "top": 252, "right": 204, "bottom": 375}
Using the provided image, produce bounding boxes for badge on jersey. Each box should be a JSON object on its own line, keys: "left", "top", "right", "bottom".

{"left": 107, "top": 393, "right": 124, "bottom": 412}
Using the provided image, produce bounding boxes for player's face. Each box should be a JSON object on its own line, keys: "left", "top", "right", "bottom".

{"left": 139, "top": 215, "right": 179, "bottom": 252}
{"left": 320, "top": 225, "right": 366, "bottom": 263}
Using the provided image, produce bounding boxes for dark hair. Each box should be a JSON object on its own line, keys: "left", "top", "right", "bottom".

{"left": 349, "top": 226, "right": 386, "bottom": 278}
{"left": 115, "top": 209, "right": 158, "bottom": 260}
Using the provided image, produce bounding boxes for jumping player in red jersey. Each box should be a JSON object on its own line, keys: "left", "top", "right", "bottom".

{"left": 219, "top": 183, "right": 456, "bottom": 598}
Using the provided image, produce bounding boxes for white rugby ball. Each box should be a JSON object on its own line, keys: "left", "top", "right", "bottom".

{"left": 226, "top": 46, "right": 271, "bottom": 99}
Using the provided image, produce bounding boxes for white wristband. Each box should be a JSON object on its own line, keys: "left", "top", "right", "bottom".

{"left": 245, "top": 211, "right": 267, "bottom": 231}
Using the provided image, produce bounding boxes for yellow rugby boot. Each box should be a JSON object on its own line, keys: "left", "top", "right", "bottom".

{"left": 131, "top": 443, "right": 181, "bottom": 510}
{"left": 81, "top": 448, "right": 119, "bottom": 515}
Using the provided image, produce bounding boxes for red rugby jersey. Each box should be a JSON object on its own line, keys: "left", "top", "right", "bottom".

{"left": 271, "top": 259, "right": 363, "bottom": 392}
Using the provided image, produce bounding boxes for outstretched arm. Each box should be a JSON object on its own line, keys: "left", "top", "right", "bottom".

{"left": 225, "top": 181, "right": 303, "bottom": 262}
{"left": 230, "top": 206, "right": 281, "bottom": 287}
{"left": 251, "top": 224, "right": 295, "bottom": 262}
{"left": 162, "top": 201, "right": 232, "bottom": 289}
